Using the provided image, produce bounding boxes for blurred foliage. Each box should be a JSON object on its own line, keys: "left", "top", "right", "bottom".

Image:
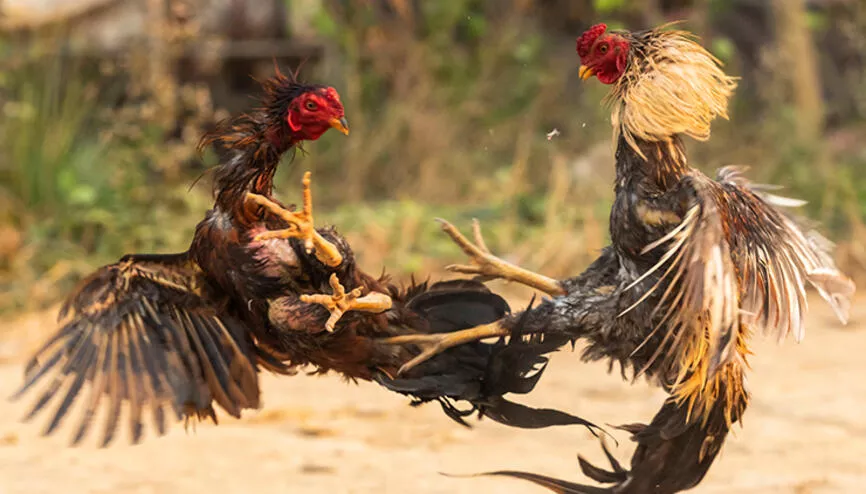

{"left": 0, "top": 45, "right": 213, "bottom": 313}
{"left": 1, "top": 0, "right": 865, "bottom": 317}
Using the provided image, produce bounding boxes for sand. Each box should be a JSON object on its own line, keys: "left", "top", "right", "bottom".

{"left": 0, "top": 293, "right": 864, "bottom": 494}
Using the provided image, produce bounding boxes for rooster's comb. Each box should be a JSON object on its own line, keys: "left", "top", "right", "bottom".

{"left": 577, "top": 23, "right": 608, "bottom": 58}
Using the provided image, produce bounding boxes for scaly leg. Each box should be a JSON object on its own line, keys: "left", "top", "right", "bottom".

{"left": 381, "top": 321, "right": 510, "bottom": 375}
{"left": 246, "top": 171, "right": 343, "bottom": 267}
{"left": 438, "top": 219, "right": 566, "bottom": 297}
{"left": 379, "top": 219, "right": 564, "bottom": 375}
{"left": 302, "top": 273, "right": 393, "bottom": 332}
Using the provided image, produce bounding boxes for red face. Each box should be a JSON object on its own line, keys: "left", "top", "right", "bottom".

{"left": 576, "top": 23, "right": 630, "bottom": 85}
{"left": 286, "top": 87, "right": 349, "bottom": 141}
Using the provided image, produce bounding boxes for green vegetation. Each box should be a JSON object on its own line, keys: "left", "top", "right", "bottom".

{"left": 0, "top": 51, "right": 212, "bottom": 312}
{"left": 1, "top": 1, "right": 864, "bottom": 316}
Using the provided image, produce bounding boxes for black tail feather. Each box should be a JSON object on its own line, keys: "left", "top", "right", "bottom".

{"left": 474, "top": 304, "right": 603, "bottom": 434}
{"left": 478, "top": 396, "right": 602, "bottom": 432}
{"left": 442, "top": 471, "right": 611, "bottom": 494}
{"left": 472, "top": 384, "right": 748, "bottom": 493}
{"left": 376, "top": 283, "right": 599, "bottom": 434}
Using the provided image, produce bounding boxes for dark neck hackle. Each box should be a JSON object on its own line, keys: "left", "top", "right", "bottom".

{"left": 615, "top": 135, "right": 689, "bottom": 193}
{"left": 197, "top": 69, "right": 321, "bottom": 213}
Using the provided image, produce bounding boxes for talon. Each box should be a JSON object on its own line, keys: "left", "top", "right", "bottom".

{"left": 246, "top": 172, "right": 343, "bottom": 267}
{"left": 301, "top": 274, "right": 393, "bottom": 332}
{"left": 471, "top": 218, "right": 491, "bottom": 254}
{"left": 380, "top": 321, "right": 510, "bottom": 375}
{"left": 437, "top": 218, "right": 566, "bottom": 297}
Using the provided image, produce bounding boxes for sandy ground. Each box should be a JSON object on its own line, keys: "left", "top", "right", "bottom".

{"left": 0, "top": 293, "right": 864, "bottom": 494}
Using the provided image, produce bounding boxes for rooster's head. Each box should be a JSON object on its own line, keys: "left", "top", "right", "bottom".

{"left": 576, "top": 23, "right": 630, "bottom": 84}
{"left": 575, "top": 22, "right": 738, "bottom": 155}
{"left": 199, "top": 66, "right": 350, "bottom": 209}
{"left": 260, "top": 67, "right": 349, "bottom": 144}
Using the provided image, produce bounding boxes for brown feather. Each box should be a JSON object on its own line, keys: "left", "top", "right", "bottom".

{"left": 11, "top": 253, "right": 261, "bottom": 446}
{"left": 624, "top": 167, "right": 853, "bottom": 425}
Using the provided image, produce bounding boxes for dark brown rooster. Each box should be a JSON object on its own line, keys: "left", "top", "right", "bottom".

{"left": 11, "top": 68, "right": 591, "bottom": 448}
{"left": 382, "top": 23, "right": 856, "bottom": 493}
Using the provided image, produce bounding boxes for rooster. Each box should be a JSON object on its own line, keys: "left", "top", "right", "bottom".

{"left": 11, "top": 68, "right": 590, "bottom": 447}
{"left": 383, "top": 23, "right": 856, "bottom": 493}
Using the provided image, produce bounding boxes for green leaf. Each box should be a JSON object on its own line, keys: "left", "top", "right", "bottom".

{"left": 711, "top": 37, "right": 735, "bottom": 63}
{"left": 68, "top": 185, "right": 97, "bottom": 206}
{"left": 594, "top": 0, "right": 626, "bottom": 14}
{"left": 312, "top": 9, "right": 338, "bottom": 38}
{"left": 806, "top": 11, "right": 829, "bottom": 31}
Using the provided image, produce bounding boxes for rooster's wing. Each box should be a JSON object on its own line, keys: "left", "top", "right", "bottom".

{"left": 12, "top": 252, "right": 260, "bottom": 446}
{"left": 624, "top": 166, "right": 855, "bottom": 381}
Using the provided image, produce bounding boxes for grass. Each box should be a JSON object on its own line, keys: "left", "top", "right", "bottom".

{"left": 0, "top": 48, "right": 211, "bottom": 313}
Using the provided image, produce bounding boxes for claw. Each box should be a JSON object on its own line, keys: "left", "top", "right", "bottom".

{"left": 301, "top": 274, "right": 392, "bottom": 332}
{"left": 437, "top": 218, "right": 566, "bottom": 297}
{"left": 246, "top": 171, "right": 343, "bottom": 267}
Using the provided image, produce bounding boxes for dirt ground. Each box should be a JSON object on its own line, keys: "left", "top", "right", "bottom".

{"left": 0, "top": 292, "right": 864, "bottom": 494}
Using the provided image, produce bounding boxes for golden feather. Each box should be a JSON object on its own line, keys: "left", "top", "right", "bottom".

{"left": 608, "top": 27, "right": 739, "bottom": 160}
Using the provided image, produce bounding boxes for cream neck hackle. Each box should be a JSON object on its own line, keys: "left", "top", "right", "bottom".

{"left": 607, "top": 25, "right": 739, "bottom": 160}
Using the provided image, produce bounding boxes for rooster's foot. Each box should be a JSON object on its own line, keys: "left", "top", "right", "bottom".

{"left": 246, "top": 171, "right": 343, "bottom": 267}
{"left": 438, "top": 218, "right": 565, "bottom": 297}
{"left": 302, "top": 273, "right": 393, "bottom": 332}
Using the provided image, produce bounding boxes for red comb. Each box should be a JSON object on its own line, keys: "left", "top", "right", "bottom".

{"left": 577, "top": 23, "right": 608, "bottom": 58}
{"left": 325, "top": 86, "right": 341, "bottom": 102}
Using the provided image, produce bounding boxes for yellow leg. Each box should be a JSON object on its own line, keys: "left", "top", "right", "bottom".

{"left": 438, "top": 219, "right": 566, "bottom": 297}
{"left": 246, "top": 171, "right": 343, "bottom": 267}
{"left": 301, "top": 273, "right": 393, "bottom": 332}
{"left": 380, "top": 321, "right": 510, "bottom": 375}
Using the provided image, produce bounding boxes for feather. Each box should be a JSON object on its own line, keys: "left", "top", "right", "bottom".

{"left": 626, "top": 168, "right": 854, "bottom": 414}
{"left": 10, "top": 252, "right": 261, "bottom": 446}
{"left": 608, "top": 27, "right": 738, "bottom": 159}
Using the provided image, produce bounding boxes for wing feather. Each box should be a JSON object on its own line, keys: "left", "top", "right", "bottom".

{"left": 715, "top": 166, "right": 855, "bottom": 334}
{"left": 71, "top": 329, "right": 111, "bottom": 445}
{"left": 11, "top": 252, "right": 261, "bottom": 446}
{"left": 102, "top": 330, "right": 122, "bottom": 447}
{"left": 121, "top": 324, "right": 144, "bottom": 443}
{"left": 631, "top": 167, "right": 855, "bottom": 383}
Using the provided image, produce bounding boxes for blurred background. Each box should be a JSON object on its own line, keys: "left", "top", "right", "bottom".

{"left": 1, "top": 0, "right": 865, "bottom": 315}
{"left": 1, "top": 2, "right": 865, "bottom": 493}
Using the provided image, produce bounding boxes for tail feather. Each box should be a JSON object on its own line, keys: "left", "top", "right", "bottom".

{"left": 376, "top": 283, "right": 598, "bottom": 434}
{"left": 405, "top": 279, "right": 511, "bottom": 332}
{"left": 446, "top": 470, "right": 610, "bottom": 494}
{"left": 470, "top": 374, "right": 748, "bottom": 493}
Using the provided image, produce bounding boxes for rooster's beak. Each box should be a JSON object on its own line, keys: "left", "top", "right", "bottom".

{"left": 578, "top": 65, "right": 594, "bottom": 81}
{"left": 329, "top": 117, "right": 350, "bottom": 135}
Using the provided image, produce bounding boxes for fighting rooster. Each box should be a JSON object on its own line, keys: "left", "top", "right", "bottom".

{"left": 384, "top": 23, "right": 855, "bottom": 493}
{"left": 12, "top": 69, "right": 587, "bottom": 447}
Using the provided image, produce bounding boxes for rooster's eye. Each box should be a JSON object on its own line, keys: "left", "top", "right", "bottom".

{"left": 599, "top": 44, "right": 608, "bottom": 54}
{"left": 305, "top": 101, "right": 317, "bottom": 110}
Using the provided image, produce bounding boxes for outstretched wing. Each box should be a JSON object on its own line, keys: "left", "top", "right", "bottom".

{"left": 624, "top": 167, "right": 854, "bottom": 382}
{"left": 11, "top": 252, "right": 261, "bottom": 446}
{"left": 715, "top": 166, "right": 855, "bottom": 329}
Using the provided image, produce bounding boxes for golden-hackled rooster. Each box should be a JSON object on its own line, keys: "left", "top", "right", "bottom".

{"left": 382, "top": 23, "right": 856, "bottom": 493}
{"left": 11, "top": 68, "right": 590, "bottom": 448}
